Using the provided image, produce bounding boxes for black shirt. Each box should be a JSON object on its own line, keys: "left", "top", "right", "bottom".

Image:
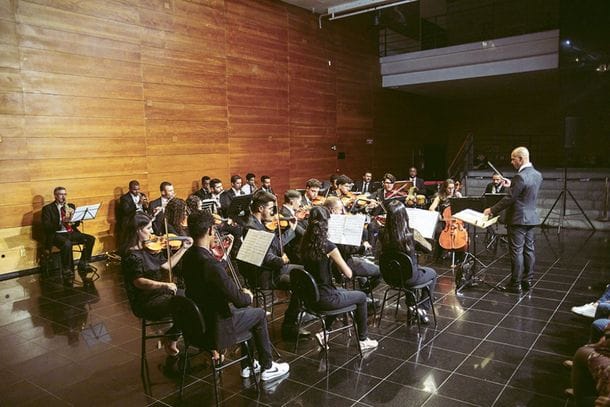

{"left": 122, "top": 249, "right": 171, "bottom": 313}
{"left": 302, "top": 239, "right": 337, "bottom": 296}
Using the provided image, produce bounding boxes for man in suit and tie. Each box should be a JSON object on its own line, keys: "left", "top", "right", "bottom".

{"left": 485, "top": 173, "right": 507, "bottom": 194}
{"left": 408, "top": 167, "right": 425, "bottom": 192}
{"left": 194, "top": 176, "right": 211, "bottom": 201}
{"left": 484, "top": 147, "right": 543, "bottom": 294}
{"left": 148, "top": 181, "right": 175, "bottom": 235}
{"left": 116, "top": 180, "right": 148, "bottom": 249}
{"left": 220, "top": 175, "right": 245, "bottom": 218}
{"left": 259, "top": 175, "right": 274, "bottom": 195}
{"left": 353, "top": 171, "right": 375, "bottom": 194}
{"left": 42, "top": 186, "right": 95, "bottom": 275}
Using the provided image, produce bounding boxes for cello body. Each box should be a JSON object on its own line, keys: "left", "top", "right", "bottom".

{"left": 438, "top": 206, "right": 469, "bottom": 251}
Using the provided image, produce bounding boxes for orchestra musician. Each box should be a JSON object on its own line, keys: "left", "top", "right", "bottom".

{"left": 378, "top": 200, "right": 437, "bottom": 324}
{"left": 194, "top": 176, "right": 211, "bottom": 201}
{"left": 121, "top": 212, "right": 193, "bottom": 357}
{"left": 260, "top": 175, "right": 274, "bottom": 195}
{"left": 324, "top": 174, "right": 339, "bottom": 197}
{"left": 408, "top": 167, "right": 425, "bottom": 192}
{"left": 299, "top": 206, "right": 378, "bottom": 351}
{"left": 161, "top": 198, "right": 189, "bottom": 237}
{"left": 301, "top": 178, "right": 322, "bottom": 207}
{"left": 280, "top": 190, "right": 307, "bottom": 263}
{"left": 428, "top": 179, "right": 462, "bottom": 213}
{"left": 236, "top": 191, "right": 303, "bottom": 340}
{"left": 181, "top": 210, "right": 290, "bottom": 381}
{"left": 485, "top": 173, "right": 507, "bottom": 194}
{"left": 209, "top": 178, "right": 224, "bottom": 214}
{"left": 220, "top": 175, "right": 245, "bottom": 218}
{"left": 242, "top": 173, "right": 257, "bottom": 195}
{"left": 42, "top": 186, "right": 96, "bottom": 277}
{"left": 323, "top": 197, "right": 381, "bottom": 295}
{"left": 148, "top": 181, "right": 175, "bottom": 235}
{"left": 186, "top": 194, "right": 203, "bottom": 215}
{"left": 353, "top": 171, "right": 376, "bottom": 194}
{"left": 373, "top": 173, "right": 401, "bottom": 202}
{"left": 117, "top": 180, "right": 148, "bottom": 250}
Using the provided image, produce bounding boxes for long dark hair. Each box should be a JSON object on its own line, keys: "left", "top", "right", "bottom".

{"left": 120, "top": 212, "right": 152, "bottom": 254}
{"left": 380, "top": 200, "right": 414, "bottom": 254}
{"left": 300, "top": 206, "right": 331, "bottom": 261}
{"left": 165, "top": 198, "right": 187, "bottom": 235}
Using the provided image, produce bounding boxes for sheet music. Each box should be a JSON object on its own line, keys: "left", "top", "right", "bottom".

{"left": 453, "top": 209, "right": 499, "bottom": 228}
{"left": 405, "top": 208, "right": 439, "bottom": 240}
{"left": 71, "top": 203, "right": 101, "bottom": 222}
{"left": 237, "top": 229, "right": 275, "bottom": 267}
{"left": 328, "top": 214, "right": 366, "bottom": 246}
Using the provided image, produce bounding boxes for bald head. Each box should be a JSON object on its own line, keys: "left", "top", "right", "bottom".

{"left": 510, "top": 146, "right": 530, "bottom": 169}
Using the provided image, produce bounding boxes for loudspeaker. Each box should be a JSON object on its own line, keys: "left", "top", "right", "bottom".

{"left": 564, "top": 116, "right": 582, "bottom": 149}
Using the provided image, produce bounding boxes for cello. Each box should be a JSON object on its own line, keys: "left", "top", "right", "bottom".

{"left": 438, "top": 206, "right": 468, "bottom": 252}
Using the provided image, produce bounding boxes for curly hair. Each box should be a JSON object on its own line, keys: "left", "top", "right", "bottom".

{"left": 300, "top": 206, "right": 331, "bottom": 261}
{"left": 165, "top": 198, "right": 187, "bottom": 235}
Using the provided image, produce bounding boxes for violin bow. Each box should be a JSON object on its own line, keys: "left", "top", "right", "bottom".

{"left": 386, "top": 181, "right": 410, "bottom": 199}
{"left": 275, "top": 198, "right": 284, "bottom": 255}
{"left": 163, "top": 215, "right": 173, "bottom": 283}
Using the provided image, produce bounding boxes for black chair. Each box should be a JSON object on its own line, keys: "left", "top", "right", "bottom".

{"left": 378, "top": 250, "right": 437, "bottom": 336}
{"left": 39, "top": 245, "right": 64, "bottom": 278}
{"left": 290, "top": 267, "right": 362, "bottom": 369}
{"left": 170, "top": 296, "right": 259, "bottom": 405}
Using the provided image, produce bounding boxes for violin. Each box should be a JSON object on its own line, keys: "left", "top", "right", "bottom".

{"left": 264, "top": 215, "right": 295, "bottom": 231}
{"left": 211, "top": 234, "right": 233, "bottom": 261}
{"left": 438, "top": 206, "right": 468, "bottom": 251}
{"left": 144, "top": 234, "right": 190, "bottom": 254}
{"left": 212, "top": 213, "right": 230, "bottom": 225}
{"left": 311, "top": 196, "right": 325, "bottom": 206}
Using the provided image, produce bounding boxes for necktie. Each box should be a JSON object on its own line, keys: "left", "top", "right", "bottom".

{"left": 363, "top": 183, "right": 368, "bottom": 193}
{"left": 61, "top": 205, "right": 73, "bottom": 232}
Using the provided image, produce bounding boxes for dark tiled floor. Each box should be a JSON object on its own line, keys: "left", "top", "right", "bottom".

{"left": 0, "top": 229, "right": 608, "bottom": 406}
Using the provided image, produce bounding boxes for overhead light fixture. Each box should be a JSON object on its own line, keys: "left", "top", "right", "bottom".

{"left": 318, "top": 0, "right": 416, "bottom": 28}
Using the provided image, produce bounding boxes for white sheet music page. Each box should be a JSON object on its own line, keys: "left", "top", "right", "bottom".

{"left": 237, "top": 229, "right": 275, "bottom": 267}
{"left": 71, "top": 203, "right": 102, "bottom": 222}
{"left": 328, "top": 214, "right": 366, "bottom": 246}
{"left": 405, "top": 208, "right": 439, "bottom": 240}
{"left": 453, "top": 209, "right": 499, "bottom": 228}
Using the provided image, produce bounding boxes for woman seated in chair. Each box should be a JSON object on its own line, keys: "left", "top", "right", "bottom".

{"left": 299, "top": 206, "right": 378, "bottom": 351}
{"left": 121, "top": 212, "right": 193, "bottom": 356}
{"left": 378, "top": 200, "right": 437, "bottom": 324}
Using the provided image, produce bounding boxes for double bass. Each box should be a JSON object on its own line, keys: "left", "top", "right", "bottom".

{"left": 438, "top": 206, "right": 468, "bottom": 251}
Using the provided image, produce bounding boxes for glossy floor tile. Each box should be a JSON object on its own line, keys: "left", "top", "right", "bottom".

{"left": 0, "top": 229, "right": 608, "bottom": 406}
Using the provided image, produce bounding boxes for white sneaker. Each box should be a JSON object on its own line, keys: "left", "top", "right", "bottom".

{"left": 240, "top": 360, "right": 261, "bottom": 378}
{"left": 261, "top": 361, "right": 290, "bottom": 381}
{"left": 315, "top": 331, "right": 329, "bottom": 350}
{"left": 571, "top": 302, "right": 598, "bottom": 318}
{"left": 359, "top": 337, "right": 378, "bottom": 351}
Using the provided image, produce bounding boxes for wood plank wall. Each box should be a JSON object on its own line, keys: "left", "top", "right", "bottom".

{"left": 0, "top": 0, "right": 399, "bottom": 274}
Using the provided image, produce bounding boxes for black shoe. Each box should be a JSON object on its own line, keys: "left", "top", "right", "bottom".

{"left": 521, "top": 281, "right": 533, "bottom": 291}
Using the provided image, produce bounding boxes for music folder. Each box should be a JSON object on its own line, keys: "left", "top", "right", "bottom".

{"left": 452, "top": 209, "right": 499, "bottom": 229}
{"left": 227, "top": 194, "right": 252, "bottom": 219}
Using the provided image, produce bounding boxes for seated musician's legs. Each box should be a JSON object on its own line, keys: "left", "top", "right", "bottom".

{"left": 140, "top": 291, "right": 182, "bottom": 355}
{"left": 53, "top": 233, "right": 74, "bottom": 272}
{"left": 410, "top": 266, "right": 437, "bottom": 310}
{"left": 347, "top": 257, "right": 381, "bottom": 291}
{"left": 318, "top": 289, "right": 371, "bottom": 342}
{"left": 70, "top": 230, "right": 95, "bottom": 270}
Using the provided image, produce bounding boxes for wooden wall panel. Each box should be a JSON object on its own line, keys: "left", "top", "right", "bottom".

{"left": 0, "top": 0, "right": 400, "bottom": 275}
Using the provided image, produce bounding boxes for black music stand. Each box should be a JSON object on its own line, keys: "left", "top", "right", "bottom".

{"left": 227, "top": 194, "right": 253, "bottom": 219}
{"left": 449, "top": 197, "right": 498, "bottom": 293}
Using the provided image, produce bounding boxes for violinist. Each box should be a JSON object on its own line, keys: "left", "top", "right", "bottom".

{"left": 181, "top": 210, "right": 290, "bottom": 381}
{"left": 353, "top": 171, "right": 376, "bottom": 195}
{"left": 117, "top": 180, "right": 148, "bottom": 249}
{"left": 186, "top": 194, "right": 203, "bottom": 214}
{"left": 301, "top": 178, "right": 322, "bottom": 207}
{"left": 161, "top": 198, "right": 189, "bottom": 237}
{"left": 324, "top": 174, "right": 339, "bottom": 197}
{"left": 209, "top": 178, "right": 224, "bottom": 214}
{"left": 42, "top": 186, "right": 96, "bottom": 277}
{"left": 260, "top": 175, "right": 274, "bottom": 195}
{"left": 194, "top": 176, "right": 211, "bottom": 201}
{"left": 121, "top": 212, "right": 193, "bottom": 357}
{"left": 237, "top": 191, "right": 302, "bottom": 340}
{"left": 280, "top": 190, "right": 307, "bottom": 263}
{"left": 324, "top": 197, "right": 381, "bottom": 293}
{"left": 373, "top": 173, "right": 401, "bottom": 201}
{"left": 148, "top": 181, "right": 175, "bottom": 235}
{"left": 378, "top": 200, "right": 437, "bottom": 324}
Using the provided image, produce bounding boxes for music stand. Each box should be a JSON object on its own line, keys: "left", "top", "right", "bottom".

{"left": 449, "top": 197, "right": 498, "bottom": 293}
{"left": 200, "top": 199, "right": 218, "bottom": 214}
{"left": 227, "top": 194, "right": 252, "bottom": 219}
{"left": 483, "top": 193, "right": 508, "bottom": 250}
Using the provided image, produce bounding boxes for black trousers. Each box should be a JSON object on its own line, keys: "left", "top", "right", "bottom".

{"left": 140, "top": 289, "right": 184, "bottom": 340}
{"left": 318, "top": 288, "right": 369, "bottom": 341}
{"left": 52, "top": 230, "right": 95, "bottom": 271}
{"left": 507, "top": 225, "right": 536, "bottom": 287}
{"left": 233, "top": 307, "right": 273, "bottom": 369}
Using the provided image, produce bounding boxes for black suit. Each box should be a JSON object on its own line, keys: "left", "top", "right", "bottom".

{"left": 116, "top": 193, "right": 146, "bottom": 245}
{"left": 194, "top": 188, "right": 211, "bottom": 201}
{"left": 485, "top": 183, "right": 506, "bottom": 194}
{"left": 353, "top": 180, "right": 378, "bottom": 194}
{"left": 182, "top": 246, "right": 273, "bottom": 368}
{"left": 147, "top": 197, "right": 166, "bottom": 235}
{"left": 41, "top": 202, "right": 95, "bottom": 272}
{"left": 220, "top": 189, "right": 245, "bottom": 218}
{"left": 490, "top": 165, "right": 542, "bottom": 287}
{"left": 408, "top": 177, "right": 425, "bottom": 192}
